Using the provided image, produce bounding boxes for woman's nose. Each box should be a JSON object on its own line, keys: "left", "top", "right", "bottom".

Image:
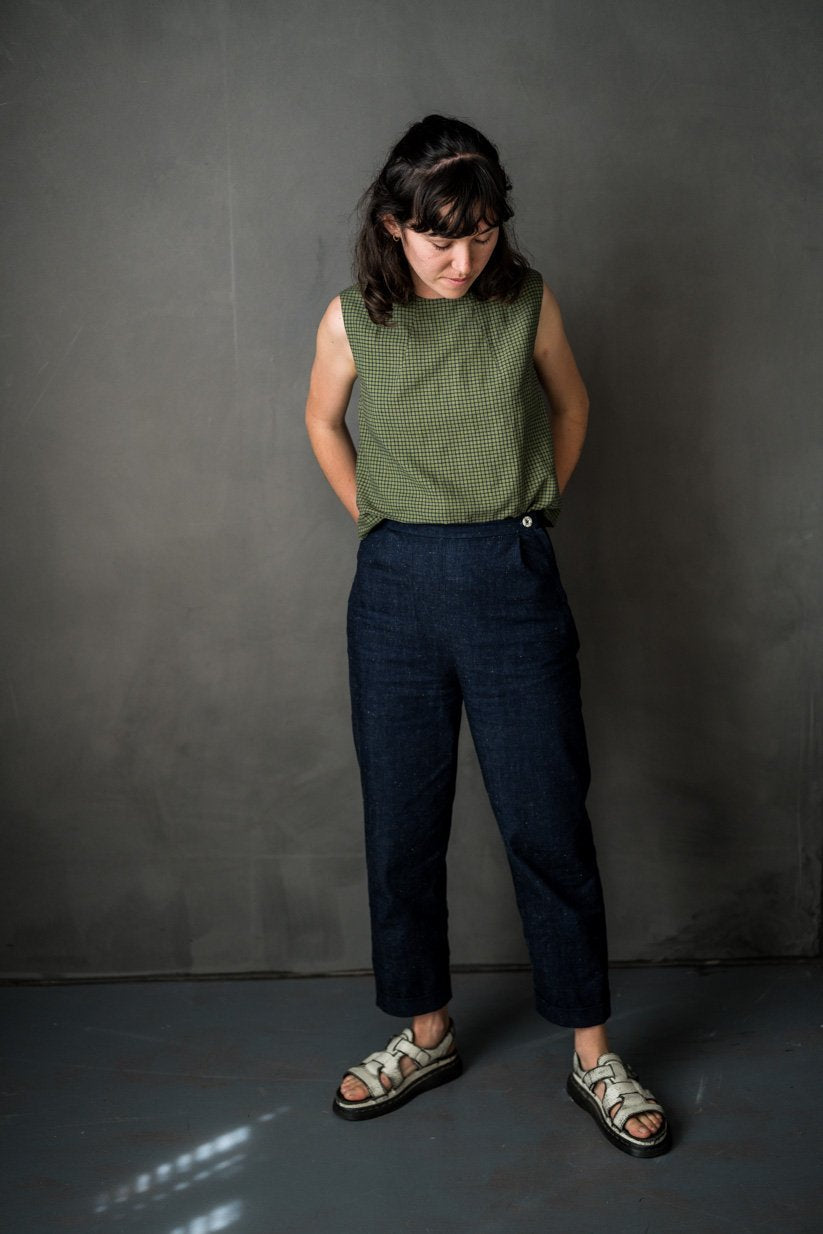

{"left": 450, "top": 245, "right": 472, "bottom": 274}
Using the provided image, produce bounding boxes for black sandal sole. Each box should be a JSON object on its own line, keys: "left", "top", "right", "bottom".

{"left": 332, "top": 1052, "right": 463, "bottom": 1122}
{"left": 566, "top": 1074, "right": 673, "bottom": 1158}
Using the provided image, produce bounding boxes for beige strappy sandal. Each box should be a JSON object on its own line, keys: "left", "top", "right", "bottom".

{"left": 566, "top": 1050, "right": 672, "bottom": 1157}
{"left": 332, "top": 1018, "right": 462, "bottom": 1121}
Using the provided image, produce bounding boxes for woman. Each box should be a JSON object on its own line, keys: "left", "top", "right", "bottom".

{"left": 304, "top": 114, "right": 671, "bottom": 1158}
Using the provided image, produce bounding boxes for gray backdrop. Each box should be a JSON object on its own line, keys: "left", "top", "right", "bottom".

{"left": 1, "top": 0, "right": 820, "bottom": 978}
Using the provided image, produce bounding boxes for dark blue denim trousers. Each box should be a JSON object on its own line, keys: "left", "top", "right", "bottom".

{"left": 346, "top": 510, "right": 611, "bottom": 1029}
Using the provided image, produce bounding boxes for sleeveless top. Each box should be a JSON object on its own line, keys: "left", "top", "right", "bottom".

{"left": 339, "top": 266, "right": 561, "bottom": 539}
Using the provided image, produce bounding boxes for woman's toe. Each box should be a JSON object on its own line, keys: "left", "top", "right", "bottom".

{"left": 340, "top": 1067, "right": 397, "bottom": 1101}
{"left": 340, "top": 1074, "right": 368, "bottom": 1100}
{"left": 627, "top": 1112, "right": 664, "bottom": 1138}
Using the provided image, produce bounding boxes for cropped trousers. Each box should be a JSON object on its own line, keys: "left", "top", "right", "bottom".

{"left": 345, "top": 510, "right": 611, "bottom": 1028}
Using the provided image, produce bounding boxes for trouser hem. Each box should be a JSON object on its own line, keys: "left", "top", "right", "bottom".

{"left": 535, "top": 995, "right": 611, "bottom": 1028}
{"left": 375, "top": 986, "right": 453, "bottom": 1017}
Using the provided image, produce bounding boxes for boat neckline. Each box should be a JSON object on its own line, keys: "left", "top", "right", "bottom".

{"left": 410, "top": 291, "right": 475, "bottom": 303}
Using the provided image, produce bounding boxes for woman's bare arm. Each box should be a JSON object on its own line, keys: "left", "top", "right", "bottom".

{"left": 304, "top": 295, "right": 359, "bottom": 523}
{"left": 532, "top": 282, "right": 590, "bottom": 495}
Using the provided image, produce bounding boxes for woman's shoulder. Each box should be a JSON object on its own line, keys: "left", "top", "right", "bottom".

{"left": 312, "top": 293, "right": 357, "bottom": 375}
{"left": 338, "top": 281, "right": 365, "bottom": 310}
{"left": 318, "top": 291, "right": 343, "bottom": 327}
{"left": 316, "top": 293, "right": 352, "bottom": 349}
{"left": 486, "top": 265, "right": 544, "bottom": 308}
{"left": 488, "top": 265, "right": 544, "bottom": 317}
{"left": 522, "top": 266, "right": 545, "bottom": 297}
{"left": 337, "top": 281, "right": 385, "bottom": 336}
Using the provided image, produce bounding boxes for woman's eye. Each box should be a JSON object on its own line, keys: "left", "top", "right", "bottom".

{"left": 431, "top": 237, "right": 491, "bottom": 251}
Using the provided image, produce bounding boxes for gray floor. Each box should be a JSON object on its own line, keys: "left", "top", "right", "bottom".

{"left": 1, "top": 962, "right": 821, "bottom": 1233}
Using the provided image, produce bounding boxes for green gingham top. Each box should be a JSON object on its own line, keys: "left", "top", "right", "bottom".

{"left": 339, "top": 266, "right": 561, "bottom": 539}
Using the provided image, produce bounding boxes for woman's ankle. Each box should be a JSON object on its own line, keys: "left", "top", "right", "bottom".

{"left": 573, "top": 1023, "right": 609, "bottom": 1066}
{"left": 411, "top": 1005, "right": 450, "bottom": 1044}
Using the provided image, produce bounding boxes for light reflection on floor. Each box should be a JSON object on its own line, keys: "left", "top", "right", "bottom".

{"left": 92, "top": 1106, "right": 290, "bottom": 1230}
{"left": 3, "top": 969, "right": 821, "bottom": 1233}
{"left": 168, "top": 1202, "right": 243, "bottom": 1234}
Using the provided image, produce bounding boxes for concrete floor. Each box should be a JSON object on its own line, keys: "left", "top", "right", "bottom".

{"left": 1, "top": 962, "right": 821, "bottom": 1234}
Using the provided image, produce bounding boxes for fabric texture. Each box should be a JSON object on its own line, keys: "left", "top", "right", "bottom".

{"left": 339, "top": 268, "right": 561, "bottom": 539}
{"left": 346, "top": 513, "right": 612, "bottom": 1028}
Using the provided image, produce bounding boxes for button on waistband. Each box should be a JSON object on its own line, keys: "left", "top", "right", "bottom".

{"left": 521, "top": 514, "right": 534, "bottom": 527}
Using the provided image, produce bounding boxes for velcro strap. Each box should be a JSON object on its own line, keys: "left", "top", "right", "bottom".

{"left": 582, "top": 1062, "right": 615, "bottom": 1086}
{"left": 394, "top": 1038, "right": 431, "bottom": 1066}
{"left": 346, "top": 1046, "right": 404, "bottom": 1097}
{"left": 579, "top": 1053, "right": 664, "bottom": 1132}
{"left": 610, "top": 1088, "right": 664, "bottom": 1131}
{"left": 344, "top": 1023, "right": 454, "bottom": 1102}
{"left": 601, "top": 1078, "right": 635, "bottom": 1110}
{"left": 394, "top": 1025, "right": 453, "bottom": 1067}
{"left": 344, "top": 1062, "right": 388, "bottom": 1099}
{"left": 368, "top": 1047, "right": 404, "bottom": 1088}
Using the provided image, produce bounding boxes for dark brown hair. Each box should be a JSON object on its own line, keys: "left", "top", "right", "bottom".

{"left": 353, "top": 114, "right": 531, "bottom": 326}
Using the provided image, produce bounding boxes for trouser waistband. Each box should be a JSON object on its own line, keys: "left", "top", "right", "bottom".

{"left": 377, "top": 509, "right": 549, "bottom": 538}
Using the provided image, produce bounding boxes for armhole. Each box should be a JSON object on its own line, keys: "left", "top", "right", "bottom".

{"left": 340, "top": 284, "right": 366, "bottom": 349}
{"left": 527, "top": 268, "right": 544, "bottom": 350}
{"left": 338, "top": 285, "right": 353, "bottom": 336}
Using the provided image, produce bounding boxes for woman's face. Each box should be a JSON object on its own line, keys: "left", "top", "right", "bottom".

{"left": 384, "top": 213, "right": 500, "bottom": 300}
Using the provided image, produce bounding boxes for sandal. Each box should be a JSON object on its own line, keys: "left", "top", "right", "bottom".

{"left": 332, "top": 1017, "right": 462, "bottom": 1121}
{"left": 566, "top": 1050, "right": 672, "bottom": 1157}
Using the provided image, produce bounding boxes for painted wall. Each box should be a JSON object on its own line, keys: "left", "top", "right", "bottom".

{"left": 1, "top": 0, "right": 820, "bottom": 977}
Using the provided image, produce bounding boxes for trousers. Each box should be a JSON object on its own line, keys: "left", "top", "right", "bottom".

{"left": 345, "top": 510, "right": 611, "bottom": 1028}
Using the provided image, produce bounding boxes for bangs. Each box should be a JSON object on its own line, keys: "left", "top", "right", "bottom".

{"left": 409, "top": 157, "right": 512, "bottom": 237}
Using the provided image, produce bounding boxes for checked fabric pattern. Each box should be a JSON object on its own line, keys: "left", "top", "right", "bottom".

{"left": 339, "top": 267, "right": 562, "bottom": 540}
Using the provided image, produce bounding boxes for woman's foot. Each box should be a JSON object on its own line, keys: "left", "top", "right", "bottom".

{"left": 338, "top": 1006, "right": 453, "bottom": 1102}
{"left": 573, "top": 1024, "right": 664, "bottom": 1140}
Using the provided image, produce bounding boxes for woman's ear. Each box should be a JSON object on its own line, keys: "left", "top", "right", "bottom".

{"left": 381, "top": 214, "right": 401, "bottom": 242}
